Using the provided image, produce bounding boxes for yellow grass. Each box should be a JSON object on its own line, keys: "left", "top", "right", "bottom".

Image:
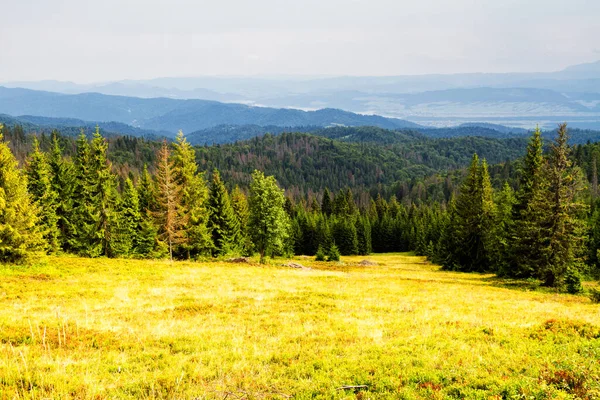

{"left": 1, "top": 253, "right": 599, "bottom": 399}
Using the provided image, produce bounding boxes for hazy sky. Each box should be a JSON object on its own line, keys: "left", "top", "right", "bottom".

{"left": 1, "top": 0, "right": 599, "bottom": 82}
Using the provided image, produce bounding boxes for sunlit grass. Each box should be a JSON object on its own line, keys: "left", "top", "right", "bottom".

{"left": 1, "top": 253, "right": 599, "bottom": 399}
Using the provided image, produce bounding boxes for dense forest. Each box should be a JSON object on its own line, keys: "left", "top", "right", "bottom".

{"left": 1, "top": 122, "right": 599, "bottom": 293}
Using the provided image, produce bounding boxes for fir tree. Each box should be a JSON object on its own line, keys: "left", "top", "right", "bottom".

{"left": 0, "top": 126, "right": 45, "bottom": 263}
{"left": 332, "top": 217, "right": 358, "bottom": 255}
{"left": 207, "top": 169, "right": 239, "bottom": 256}
{"left": 26, "top": 137, "right": 60, "bottom": 253}
{"left": 248, "top": 170, "right": 290, "bottom": 263}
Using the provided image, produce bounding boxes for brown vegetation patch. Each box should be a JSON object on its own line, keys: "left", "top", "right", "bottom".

{"left": 530, "top": 319, "right": 600, "bottom": 341}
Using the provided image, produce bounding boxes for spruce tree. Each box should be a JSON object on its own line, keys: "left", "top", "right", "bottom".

{"left": 114, "top": 178, "right": 142, "bottom": 256}
{"left": 355, "top": 216, "right": 372, "bottom": 255}
{"left": 541, "top": 123, "right": 588, "bottom": 287}
{"left": 0, "top": 126, "right": 45, "bottom": 263}
{"left": 172, "top": 131, "right": 212, "bottom": 258}
{"left": 48, "top": 131, "right": 76, "bottom": 252}
{"left": 136, "top": 164, "right": 160, "bottom": 257}
{"left": 154, "top": 141, "right": 187, "bottom": 261}
{"left": 332, "top": 217, "right": 358, "bottom": 255}
{"left": 321, "top": 188, "right": 333, "bottom": 216}
{"left": 248, "top": 170, "right": 290, "bottom": 263}
{"left": 70, "top": 131, "right": 97, "bottom": 255}
{"left": 89, "top": 129, "right": 119, "bottom": 257}
{"left": 26, "top": 137, "right": 60, "bottom": 253}
{"left": 207, "top": 169, "right": 239, "bottom": 256}
{"left": 491, "top": 183, "right": 516, "bottom": 275}
{"left": 511, "top": 127, "right": 549, "bottom": 278}
{"left": 231, "top": 185, "right": 252, "bottom": 255}
{"left": 446, "top": 154, "right": 494, "bottom": 272}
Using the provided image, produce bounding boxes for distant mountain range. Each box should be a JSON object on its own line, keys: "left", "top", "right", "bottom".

{"left": 0, "top": 87, "right": 421, "bottom": 135}
{"left": 3, "top": 61, "right": 600, "bottom": 129}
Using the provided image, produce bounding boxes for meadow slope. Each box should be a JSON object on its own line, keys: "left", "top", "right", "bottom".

{"left": 1, "top": 254, "right": 600, "bottom": 399}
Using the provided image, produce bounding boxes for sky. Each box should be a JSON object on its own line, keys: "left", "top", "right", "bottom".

{"left": 1, "top": 0, "right": 599, "bottom": 82}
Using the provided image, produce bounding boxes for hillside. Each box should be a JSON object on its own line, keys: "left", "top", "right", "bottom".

{"left": 2, "top": 253, "right": 599, "bottom": 398}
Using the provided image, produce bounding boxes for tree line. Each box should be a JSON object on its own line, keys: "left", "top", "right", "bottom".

{"left": 0, "top": 126, "right": 289, "bottom": 264}
{"left": 1, "top": 123, "right": 597, "bottom": 292}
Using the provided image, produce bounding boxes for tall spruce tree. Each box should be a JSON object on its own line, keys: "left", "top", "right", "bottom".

{"left": 48, "top": 131, "right": 76, "bottom": 252}
{"left": 26, "top": 137, "right": 60, "bottom": 253}
{"left": 207, "top": 169, "right": 239, "bottom": 256}
{"left": 511, "top": 127, "right": 549, "bottom": 278}
{"left": 541, "top": 123, "right": 588, "bottom": 287}
{"left": 248, "top": 170, "right": 290, "bottom": 263}
{"left": 445, "top": 154, "right": 494, "bottom": 272}
{"left": 154, "top": 141, "right": 186, "bottom": 261}
{"left": 89, "top": 129, "right": 119, "bottom": 257}
{"left": 136, "top": 164, "right": 160, "bottom": 257}
{"left": 114, "top": 178, "right": 142, "bottom": 256}
{"left": 172, "top": 131, "right": 212, "bottom": 258}
{"left": 0, "top": 126, "right": 45, "bottom": 263}
{"left": 71, "top": 131, "right": 96, "bottom": 255}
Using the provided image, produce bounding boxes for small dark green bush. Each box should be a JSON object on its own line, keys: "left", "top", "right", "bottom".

{"left": 327, "top": 244, "right": 341, "bottom": 262}
{"left": 565, "top": 267, "right": 583, "bottom": 294}
{"left": 315, "top": 246, "right": 326, "bottom": 261}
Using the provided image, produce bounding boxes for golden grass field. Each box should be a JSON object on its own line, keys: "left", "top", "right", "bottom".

{"left": 1, "top": 253, "right": 600, "bottom": 399}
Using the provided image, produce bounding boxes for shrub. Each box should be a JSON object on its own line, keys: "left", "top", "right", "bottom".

{"left": 315, "top": 246, "right": 326, "bottom": 261}
{"left": 565, "top": 266, "right": 583, "bottom": 294}
{"left": 327, "top": 244, "right": 341, "bottom": 262}
{"left": 589, "top": 288, "right": 600, "bottom": 303}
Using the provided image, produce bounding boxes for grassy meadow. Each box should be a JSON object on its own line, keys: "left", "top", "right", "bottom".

{"left": 1, "top": 253, "right": 600, "bottom": 399}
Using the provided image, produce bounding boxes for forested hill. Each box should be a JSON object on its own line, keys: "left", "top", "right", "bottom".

{"left": 194, "top": 133, "right": 528, "bottom": 192}
{"left": 3, "top": 124, "right": 528, "bottom": 197}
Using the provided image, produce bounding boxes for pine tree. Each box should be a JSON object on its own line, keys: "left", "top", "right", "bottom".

{"left": 0, "top": 126, "right": 45, "bottom": 263}
{"left": 541, "top": 123, "right": 588, "bottom": 287}
{"left": 172, "top": 131, "right": 212, "bottom": 258}
{"left": 26, "top": 137, "right": 60, "bottom": 253}
{"left": 154, "top": 141, "right": 186, "bottom": 261}
{"left": 248, "top": 170, "right": 290, "bottom": 263}
{"left": 207, "top": 169, "right": 239, "bottom": 256}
